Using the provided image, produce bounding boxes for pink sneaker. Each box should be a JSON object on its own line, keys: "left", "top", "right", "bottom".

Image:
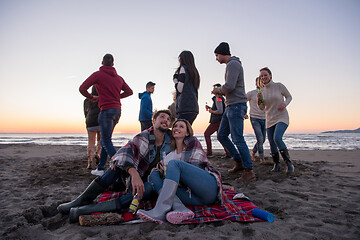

{"left": 166, "top": 210, "right": 194, "bottom": 224}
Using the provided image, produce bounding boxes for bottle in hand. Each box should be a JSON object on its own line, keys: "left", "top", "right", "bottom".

{"left": 128, "top": 193, "right": 139, "bottom": 214}
{"left": 258, "top": 89, "right": 264, "bottom": 103}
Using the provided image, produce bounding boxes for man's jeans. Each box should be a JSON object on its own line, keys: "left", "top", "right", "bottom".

{"left": 267, "top": 122, "right": 288, "bottom": 154}
{"left": 97, "top": 109, "right": 121, "bottom": 170}
{"left": 149, "top": 160, "right": 218, "bottom": 206}
{"left": 250, "top": 117, "right": 266, "bottom": 158}
{"left": 99, "top": 167, "right": 155, "bottom": 208}
{"left": 217, "top": 103, "right": 253, "bottom": 169}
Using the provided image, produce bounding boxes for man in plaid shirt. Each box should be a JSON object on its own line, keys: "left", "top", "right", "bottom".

{"left": 58, "top": 110, "right": 173, "bottom": 223}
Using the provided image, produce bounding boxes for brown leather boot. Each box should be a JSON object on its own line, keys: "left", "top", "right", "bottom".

{"left": 228, "top": 161, "right": 244, "bottom": 173}
{"left": 237, "top": 169, "right": 256, "bottom": 182}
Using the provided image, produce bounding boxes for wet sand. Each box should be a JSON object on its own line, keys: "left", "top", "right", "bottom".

{"left": 1, "top": 144, "right": 359, "bottom": 239}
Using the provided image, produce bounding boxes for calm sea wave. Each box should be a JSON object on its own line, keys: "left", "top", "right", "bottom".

{"left": 0, "top": 133, "right": 359, "bottom": 150}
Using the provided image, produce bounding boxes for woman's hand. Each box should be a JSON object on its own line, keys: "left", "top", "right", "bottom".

{"left": 156, "top": 161, "right": 164, "bottom": 175}
{"left": 257, "top": 92, "right": 265, "bottom": 110}
{"left": 257, "top": 92, "right": 263, "bottom": 103}
{"left": 128, "top": 168, "right": 145, "bottom": 199}
{"left": 278, "top": 103, "right": 286, "bottom": 111}
{"left": 90, "top": 95, "right": 99, "bottom": 102}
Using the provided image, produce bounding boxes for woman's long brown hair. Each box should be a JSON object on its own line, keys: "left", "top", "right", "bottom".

{"left": 176, "top": 51, "right": 200, "bottom": 90}
{"left": 170, "top": 119, "right": 193, "bottom": 151}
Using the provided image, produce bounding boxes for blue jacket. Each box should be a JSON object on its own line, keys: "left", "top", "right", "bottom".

{"left": 138, "top": 91, "right": 153, "bottom": 121}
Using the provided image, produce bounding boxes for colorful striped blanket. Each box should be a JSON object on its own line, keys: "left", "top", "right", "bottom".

{"left": 99, "top": 190, "right": 262, "bottom": 224}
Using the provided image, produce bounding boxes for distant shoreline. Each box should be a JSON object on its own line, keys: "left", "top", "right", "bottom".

{"left": 321, "top": 128, "right": 360, "bottom": 133}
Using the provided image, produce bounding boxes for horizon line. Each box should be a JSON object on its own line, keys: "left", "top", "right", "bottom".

{"left": 0, "top": 131, "right": 332, "bottom": 135}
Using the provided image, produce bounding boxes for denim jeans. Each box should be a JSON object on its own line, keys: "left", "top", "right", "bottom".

{"left": 217, "top": 103, "right": 253, "bottom": 169}
{"left": 177, "top": 112, "right": 198, "bottom": 125}
{"left": 99, "top": 167, "right": 155, "bottom": 207}
{"left": 148, "top": 160, "right": 218, "bottom": 206}
{"left": 250, "top": 117, "right": 266, "bottom": 158}
{"left": 204, "top": 121, "right": 230, "bottom": 156}
{"left": 97, "top": 109, "right": 121, "bottom": 170}
{"left": 267, "top": 122, "right": 288, "bottom": 154}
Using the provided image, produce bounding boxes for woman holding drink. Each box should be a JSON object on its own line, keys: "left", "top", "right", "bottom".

{"left": 246, "top": 77, "right": 266, "bottom": 163}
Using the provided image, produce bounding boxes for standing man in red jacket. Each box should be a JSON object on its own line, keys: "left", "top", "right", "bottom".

{"left": 79, "top": 54, "right": 133, "bottom": 176}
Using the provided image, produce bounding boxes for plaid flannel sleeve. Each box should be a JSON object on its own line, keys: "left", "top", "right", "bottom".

{"left": 112, "top": 134, "right": 150, "bottom": 175}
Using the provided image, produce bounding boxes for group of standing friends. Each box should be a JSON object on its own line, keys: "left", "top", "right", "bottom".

{"left": 58, "top": 42, "right": 294, "bottom": 224}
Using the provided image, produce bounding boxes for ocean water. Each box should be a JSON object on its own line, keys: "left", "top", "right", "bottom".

{"left": 0, "top": 132, "right": 359, "bottom": 150}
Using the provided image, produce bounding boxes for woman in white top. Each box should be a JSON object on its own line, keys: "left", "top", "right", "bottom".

{"left": 246, "top": 77, "right": 266, "bottom": 163}
{"left": 257, "top": 67, "right": 294, "bottom": 173}
{"left": 137, "top": 119, "right": 223, "bottom": 224}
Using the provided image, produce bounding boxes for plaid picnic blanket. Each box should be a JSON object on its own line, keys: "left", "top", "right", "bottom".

{"left": 99, "top": 190, "right": 262, "bottom": 224}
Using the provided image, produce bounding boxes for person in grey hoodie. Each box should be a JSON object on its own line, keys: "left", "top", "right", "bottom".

{"left": 212, "top": 42, "right": 255, "bottom": 182}
{"left": 139, "top": 81, "right": 155, "bottom": 131}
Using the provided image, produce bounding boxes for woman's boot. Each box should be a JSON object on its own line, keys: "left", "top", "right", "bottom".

{"left": 57, "top": 178, "right": 105, "bottom": 214}
{"left": 69, "top": 198, "right": 121, "bottom": 223}
{"left": 280, "top": 148, "right": 294, "bottom": 173}
{"left": 271, "top": 152, "right": 280, "bottom": 172}
{"left": 136, "top": 179, "right": 178, "bottom": 224}
{"left": 166, "top": 196, "right": 194, "bottom": 224}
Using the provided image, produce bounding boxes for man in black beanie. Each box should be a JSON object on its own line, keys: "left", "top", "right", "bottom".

{"left": 212, "top": 42, "right": 256, "bottom": 182}
{"left": 214, "top": 42, "right": 231, "bottom": 56}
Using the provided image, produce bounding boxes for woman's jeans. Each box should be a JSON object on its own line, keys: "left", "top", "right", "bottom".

{"left": 97, "top": 109, "right": 121, "bottom": 170}
{"left": 250, "top": 117, "right": 266, "bottom": 158}
{"left": 178, "top": 112, "right": 198, "bottom": 125}
{"left": 217, "top": 103, "right": 253, "bottom": 169}
{"left": 267, "top": 122, "right": 288, "bottom": 154}
{"left": 149, "top": 160, "right": 218, "bottom": 206}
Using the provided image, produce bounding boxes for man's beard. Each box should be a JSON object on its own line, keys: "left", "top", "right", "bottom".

{"left": 158, "top": 126, "right": 168, "bottom": 132}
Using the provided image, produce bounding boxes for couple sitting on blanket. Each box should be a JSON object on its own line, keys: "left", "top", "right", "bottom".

{"left": 57, "top": 109, "right": 223, "bottom": 224}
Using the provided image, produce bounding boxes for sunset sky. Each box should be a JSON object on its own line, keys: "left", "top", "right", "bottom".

{"left": 1, "top": 0, "right": 359, "bottom": 134}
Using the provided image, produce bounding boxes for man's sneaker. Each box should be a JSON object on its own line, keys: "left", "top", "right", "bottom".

{"left": 207, "top": 153, "right": 214, "bottom": 158}
{"left": 91, "top": 169, "right": 104, "bottom": 176}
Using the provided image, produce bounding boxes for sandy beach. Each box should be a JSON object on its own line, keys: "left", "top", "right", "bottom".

{"left": 0, "top": 144, "right": 359, "bottom": 239}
